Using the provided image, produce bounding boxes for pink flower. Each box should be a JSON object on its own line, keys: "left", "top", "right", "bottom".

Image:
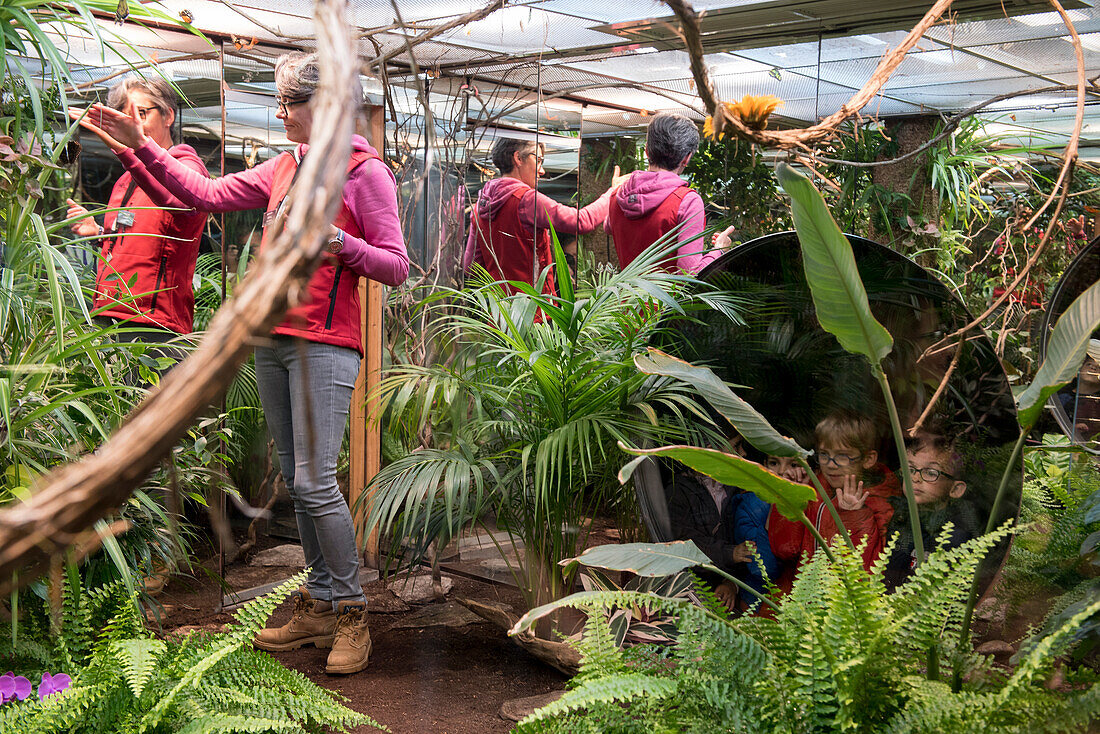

{"left": 0, "top": 672, "right": 32, "bottom": 702}
{"left": 38, "top": 672, "right": 71, "bottom": 699}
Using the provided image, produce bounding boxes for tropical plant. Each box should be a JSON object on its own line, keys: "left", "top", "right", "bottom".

{"left": 820, "top": 121, "right": 911, "bottom": 242}
{"left": 925, "top": 116, "right": 1037, "bottom": 231}
{"left": 511, "top": 532, "right": 1100, "bottom": 733}
{"left": 0, "top": 104, "right": 205, "bottom": 598}
{"left": 363, "top": 234, "right": 745, "bottom": 626}
{"left": 0, "top": 572, "right": 384, "bottom": 732}
{"left": 1003, "top": 443, "right": 1100, "bottom": 664}
{"left": 191, "top": 246, "right": 268, "bottom": 498}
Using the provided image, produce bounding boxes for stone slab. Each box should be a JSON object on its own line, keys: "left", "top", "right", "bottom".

{"left": 365, "top": 587, "right": 410, "bottom": 614}
{"left": 388, "top": 600, "right": 485, "bottom": 630}
{"left": 976, "top": 640, "right": 1016, "bottom": 656}
{"left": 390, "top": 573, "right": 454, "bottom": 604}
{"left": 249, "top": 544, "right": 306, "bottom": 567}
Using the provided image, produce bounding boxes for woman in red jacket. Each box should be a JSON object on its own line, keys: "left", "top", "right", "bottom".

{"left": 463, "top": 138, "right": 624, "bottom": 295}
{"left": 76, "top": 52, "right": 409, "bottom": 676}
{"left": 67, "top": 77, "right": 208, "bottom": 364}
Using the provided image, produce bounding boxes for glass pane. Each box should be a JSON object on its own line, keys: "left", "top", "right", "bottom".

{"left": 637, "top": 233, "right": 1021, "bottom": 600}
{"left": 1042, "top": 234, "right": 1100, "bottom": 451}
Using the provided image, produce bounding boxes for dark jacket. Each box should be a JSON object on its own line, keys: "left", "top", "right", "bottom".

{"left": 882, "top": 496, "right": 982, "bottom": 590}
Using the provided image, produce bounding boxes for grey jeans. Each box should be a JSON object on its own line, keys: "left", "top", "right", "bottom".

{"left": 255, "top": 336, "right": 366, "bottom": 604}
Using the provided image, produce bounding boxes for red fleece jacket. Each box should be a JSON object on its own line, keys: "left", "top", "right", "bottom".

{"left": 767, "top": 464, "right": 900, "bottom": 590}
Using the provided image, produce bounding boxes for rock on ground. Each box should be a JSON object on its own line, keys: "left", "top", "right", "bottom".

{"left": 249, "top": 544, "right": 306, "bottom": 567}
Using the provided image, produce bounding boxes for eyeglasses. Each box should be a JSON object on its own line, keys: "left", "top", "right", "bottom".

{"left": 276, "top": 95, "right": 311, "bottom": 114}
{"left": 908, "top": 465, "right": 954, "bottom": 482}
{"left": 528, "top": 152, "right": 545, "bottom": 165}
{"left": 814, "top": 451, "right": 862, "bottom": 468}
{"left": 134, "top": 106, "right": 158, "bottom": 120}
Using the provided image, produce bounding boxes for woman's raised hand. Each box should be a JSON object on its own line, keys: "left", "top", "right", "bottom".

{"left": 69, "top": 102, "right": 147, "bottom": 151}
{"left": 65, "top": 198, "right": 100, "bottom": 238}
{"left": 609, "top": 165, "right": 631, "bottom": 191}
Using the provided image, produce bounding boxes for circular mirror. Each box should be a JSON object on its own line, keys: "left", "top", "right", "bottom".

{"left": 1040, "top": 235, "right": 1100, "bottom": 452}
{"left": 636, "top": 232, "right": 1021, "bottom": 596}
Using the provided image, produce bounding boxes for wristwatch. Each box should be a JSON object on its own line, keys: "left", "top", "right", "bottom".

{"left": 326, "top": 229, "right": 345, "bottom": 255}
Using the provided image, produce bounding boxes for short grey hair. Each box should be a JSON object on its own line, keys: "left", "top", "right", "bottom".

{"left": 106, "top": 76, "right": 178, "bottom": 141}
{"left": 646, "top": 113, "right": 699, "bottom": 170}
{"left": 274, "top": 51, "right": 366, "bottom": 105}
{"left": 274, "top": 51, "right": 320, "bottom": 99}
{"left": 491, "top": 138, "right": 541, "bottom": 174}
{"left": 107, "top": 76, "right": 177, "bottom": 117}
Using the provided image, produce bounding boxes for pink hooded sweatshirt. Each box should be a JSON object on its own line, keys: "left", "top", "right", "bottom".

{"left": 605, "top": 170, "right": 717, "bottom": 274}
{"left": 462, "top": 177, "right": 612, "bottom": 271}
{"left": 128, "top": 135, "right": 409, "bottom": 287}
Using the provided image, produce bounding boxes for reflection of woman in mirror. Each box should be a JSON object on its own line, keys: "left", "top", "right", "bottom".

{"left": 66, "top": 76, "right": 208, "bottom": 365}
{"left": 74, "top": 52, "right": 409, "bottom": 676}
{"left": 1062, "top": 340, "right": 1100, "bottom": 441}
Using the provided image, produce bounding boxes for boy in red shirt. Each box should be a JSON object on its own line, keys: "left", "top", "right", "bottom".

{"left": 767, "top": 412, "right": 900, "bottom": 591}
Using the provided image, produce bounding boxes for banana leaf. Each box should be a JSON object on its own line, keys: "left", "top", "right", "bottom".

{"left": 619, "top": 442, "right": 816, "bottom": 520}
{"left": 560, "top": 540, "right": 710, "bottom": 577}
{"left": 634, "top": 347, "right": 809, "bottom": 458}
{"left": 775, "top": 162, "right": 893, "bottom": 364}
{"left": 1017, "top": 279, "right": 1100, "bottom": 429}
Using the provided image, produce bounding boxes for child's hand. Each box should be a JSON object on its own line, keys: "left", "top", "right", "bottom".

{"left": 731, "top": 540, "right": 756, "bottom": 564}
{"left": 788, "top": 464, "right": 809, "bottom": 485}
{"left": 836, "top": 475, "right": 868, "bottom": 511}
{"left": 715, "top": 581, "right": 738, "bottom": 611}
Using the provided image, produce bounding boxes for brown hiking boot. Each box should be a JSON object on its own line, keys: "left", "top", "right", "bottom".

{"left": 325, "top": 600, "right": 371, "bottom": 675}
{"left": 254, "top": 588, "right": 336, "bottom": 652}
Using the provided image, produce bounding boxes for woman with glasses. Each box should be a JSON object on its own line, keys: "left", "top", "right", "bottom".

{"left": 464, "top": 137, "right": 625, "bottom": 296}
{"left": 75, "top": 52, "right": 409, "bottom": 676}
{"left": 67, "top": 76, "right": 208, "bottom": 352}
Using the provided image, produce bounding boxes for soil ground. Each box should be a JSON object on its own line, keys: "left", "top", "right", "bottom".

{"left": 155, "top": 536, "right": 568, "bottom": 734}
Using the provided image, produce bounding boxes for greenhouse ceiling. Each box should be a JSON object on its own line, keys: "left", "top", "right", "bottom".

{"left": 44, "top": 0, "right": 1100, "bottom": 156}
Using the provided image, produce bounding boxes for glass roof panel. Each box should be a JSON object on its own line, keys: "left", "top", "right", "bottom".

{"left": 432, "top": 6, "right": 625, "bottom": 52}
{"left": 924, "top": 9, "right": 1100, "bottom": 46}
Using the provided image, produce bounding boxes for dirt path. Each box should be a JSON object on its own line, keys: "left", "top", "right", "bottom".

{"left": 158, "top": 561, "right": 566, "bottom": 734}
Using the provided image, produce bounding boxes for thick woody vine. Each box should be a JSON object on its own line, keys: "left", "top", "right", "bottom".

{"left": 0, "top": 0, "right": 358, "bottom": 594}
{"left": 665, "top": 0, "right": 1091, "bottom": 434}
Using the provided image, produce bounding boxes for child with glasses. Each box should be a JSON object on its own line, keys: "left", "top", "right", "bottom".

{"left": 882, "top": 431, "right": 980, "bottom": 589}
{"left": 767, "top": 411, "right": 900, "bottom": 592}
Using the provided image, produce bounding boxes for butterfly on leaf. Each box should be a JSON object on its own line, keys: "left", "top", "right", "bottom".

{"left": 114, "top": 0, "right": 129, "bottom": 25}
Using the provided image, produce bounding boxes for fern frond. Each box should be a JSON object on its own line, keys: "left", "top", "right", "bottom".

{"left": 515, "top": 673, "right": 678, "bottom": 732}
{"left": 1000, "top": 597, "right": 1100, "bottom": 698}
{"left": 112, "top": 638, "right": 166, "bottom": 697}
{"left": 139, "top": 573, "right": 307, "bottom": 730}
{"left": 174, "top": 712, "right": 300, "bottom": 734}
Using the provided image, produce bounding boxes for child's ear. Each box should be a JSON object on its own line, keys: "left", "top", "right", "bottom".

{"left": 861, "top": 450, "right": 878, "bottom": 469}
{"left": 949, "top": 480, "right": 967, "bottom": 499}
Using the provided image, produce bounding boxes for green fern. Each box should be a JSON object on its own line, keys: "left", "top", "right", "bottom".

{"left": 519, "top": 530, "right": 1100, "bottom": 733}
{"left": 113, "top": 639, "right": 166, "bottom": 698}
{"left": 0, "top": 571, "right": 386, "bottom": 733}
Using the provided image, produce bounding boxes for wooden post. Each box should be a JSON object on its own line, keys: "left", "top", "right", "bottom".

{"left": 350, "top": 105, "right": 386, "bottom": 568}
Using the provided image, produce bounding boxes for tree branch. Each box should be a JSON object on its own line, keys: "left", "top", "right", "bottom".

{"left": 0, "top": 0, "right": 358, "bottom": 594}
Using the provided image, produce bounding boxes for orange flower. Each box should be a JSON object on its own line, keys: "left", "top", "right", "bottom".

{"left": 703, "top": 95, "right": 785, "bottom": 139}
